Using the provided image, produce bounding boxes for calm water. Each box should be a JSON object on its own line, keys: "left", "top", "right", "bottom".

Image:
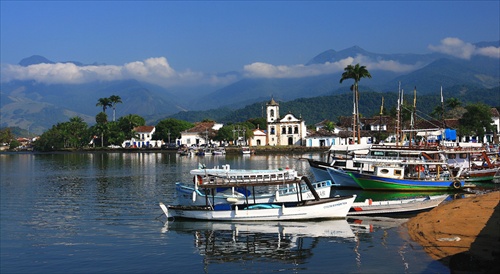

{"left": 1, "top": 151, "right": 456, "bottom": 273}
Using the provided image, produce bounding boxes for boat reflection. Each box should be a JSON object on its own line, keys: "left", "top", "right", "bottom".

{"left": 162, "top": 219, "right": 356, "bottom": 263}
{"left": 347, "top": 216, "right": 409, "bottom": 234}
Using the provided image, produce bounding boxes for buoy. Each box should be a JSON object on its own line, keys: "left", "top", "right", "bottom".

{"left": 453, "top": 180, "right": 461, "bottom": 189}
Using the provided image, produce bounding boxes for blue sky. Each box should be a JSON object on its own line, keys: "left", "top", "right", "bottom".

{"left": 1, "top": 1, "right": 499, "bottom": 89}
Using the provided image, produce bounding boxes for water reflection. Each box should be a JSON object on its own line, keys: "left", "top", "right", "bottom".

{"left": 163, "top": 220, "right": 356, "bottom": 264}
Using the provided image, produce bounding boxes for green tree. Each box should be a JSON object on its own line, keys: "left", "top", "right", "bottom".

{"left": 65, "top": 116, "right": 89, "bottom": 148}
{"left": 214, "top": 122, "right": 254, "bottom": 145}
{"left": 106, "top": 121, "right": 126, "bottom": 146}
{"left": 153, "top": 118, "right": 194, "bottom": 145}
{"left": 96, "top": 97, "right": 112, "bottom": 113}
{"left": 109, "top": 95, "right": 122, "bottom": 122}
{"left": 340, "top": 63, "right": 372, "bottom": 144}
{"left": 446, "top": 98, "right": 462, "bottom": 109}
{"left": 117, "top": 114, "right": 145, "bottom": 140}
{"left": 95, "top": 112, "right": 108, "bottom": 147}
{"left": 246, "top": 117, "right": 266, "bottom": 131}
{"left": 458, "top": 103, "right": 494, "bottom": 142}
{"left": 9, "top": 139, "right": 21, "bottom": 150}
{"left": 324, "top": 120, "right": 336, "bottom": 132}
{"left": 0, "top": 128, "right": 15, "bottom": 144}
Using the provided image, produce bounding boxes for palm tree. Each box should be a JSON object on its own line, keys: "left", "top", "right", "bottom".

{"left": 96, "top": 97, "right": 112, "bottom": 113}
{"left": 109, "top": 95, "right": 122, "bottom": 122}
{"left": 340, "top": 63, "right": 372, "bottom": 144}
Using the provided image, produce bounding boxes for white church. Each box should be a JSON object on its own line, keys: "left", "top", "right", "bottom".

{"left": 266, "top": 98, "right": 307, "bottom": 146}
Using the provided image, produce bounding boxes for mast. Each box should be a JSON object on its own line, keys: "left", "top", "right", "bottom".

{"left": 440, "top": 86, "right": 445, "bottom": 128}
{"left": 378, "top": 96, "right": 384, "bottom": 143}
{"left": 409, "top": 87, "right": 416, "bottom": 147}
{"left": 352, "top": 85, "right": 356, "bottom": 144}
{"left": 395, "top": 83, "right": 400, "bottom": 146}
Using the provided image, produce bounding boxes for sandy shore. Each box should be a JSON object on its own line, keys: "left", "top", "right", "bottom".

{"left": 405, "top": 191, "right": 500, "bottom": 273}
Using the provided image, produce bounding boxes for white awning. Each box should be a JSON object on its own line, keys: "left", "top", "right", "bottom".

{"left": 416, "top": 130, "right": 442, "bottom": 137}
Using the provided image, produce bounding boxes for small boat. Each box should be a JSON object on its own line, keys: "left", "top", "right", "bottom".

{"left": 346, "top": 161, "right": 470, "bottom": 191}
{"left": 241, "top": 146, "right": 253, "bottom": 154}
{"left": 347, "top": 194, "right": 449, "bottom": 215}
{"left": 212, "top": 148, "right": 226, "bottom": 155}
{"left": 160, "top": 175, "right": 356, "bottom": 221}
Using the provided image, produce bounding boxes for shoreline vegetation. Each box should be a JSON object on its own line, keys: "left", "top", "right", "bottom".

{"left": 405, "top": 191, "right": 500, "bottom": 273}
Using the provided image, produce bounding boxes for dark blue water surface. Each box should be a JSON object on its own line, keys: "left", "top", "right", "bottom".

{"left": 1, "top": 151, "right": 454, "bottom": 273}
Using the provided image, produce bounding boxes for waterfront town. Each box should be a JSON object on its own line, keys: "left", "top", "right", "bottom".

{"left": 2, "top": 96, "right": 499, "bottom": 152}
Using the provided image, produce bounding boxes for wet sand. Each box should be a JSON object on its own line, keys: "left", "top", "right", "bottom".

{"left": 405, "top": 191, "right": 500, "bottom": 273}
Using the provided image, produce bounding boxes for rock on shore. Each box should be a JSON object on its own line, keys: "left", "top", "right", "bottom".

{"left": 405, "top": 191, "right": 500, "bottom": 273}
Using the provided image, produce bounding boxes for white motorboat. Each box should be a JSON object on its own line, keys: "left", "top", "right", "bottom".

{"left": 161, "top": 175, "right": 354, "bottom": 221}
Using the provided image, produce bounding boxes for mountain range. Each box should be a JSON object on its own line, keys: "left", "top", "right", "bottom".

{"left": 1, "top": 41, "right": 499, "bottom": 134}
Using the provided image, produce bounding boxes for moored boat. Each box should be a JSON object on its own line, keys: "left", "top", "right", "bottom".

{"left": 347, "top": 194, "right": 449, "bottom": 215}
{"left": 160, "top": 175, "right": 355, "bottom": 221}
{"left": 159, "top": 194, "right": 356, "bottom": 221}
{"left": 346, "top": 161, "right": 471, "bottom": 191}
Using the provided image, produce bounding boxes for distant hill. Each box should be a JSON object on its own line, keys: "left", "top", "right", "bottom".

{"left": 191, "top": 41, "right": 499, "bottom": 110}
{"left": 167, "top": 85, "right": 500, "bottom": 126}
{"left": 0, "top": 79, "right": 187, "bottom": 134}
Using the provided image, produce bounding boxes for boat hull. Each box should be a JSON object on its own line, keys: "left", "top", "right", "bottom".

{"left": 348, "top": 195, "right": 449, "bottom": 215}
{"left": 161, "top": 195, "right": 356, "bottom": 221}
{"left": 347, "top": 172, "right": 465, "bottom": 191}
{"left": 463, "top": 168, "right": 500, "bottom": 182}
{"left": 307, "top": 159, "right": 361, "bottom": 189}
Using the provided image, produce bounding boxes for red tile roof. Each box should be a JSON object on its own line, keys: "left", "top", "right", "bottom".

{"left": 134, "top": 126, "right": 155, "bottom": 133}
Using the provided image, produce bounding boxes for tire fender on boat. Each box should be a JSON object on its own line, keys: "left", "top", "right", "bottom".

{"left": 452, "top": 180, "right": 461, "bottom": 189}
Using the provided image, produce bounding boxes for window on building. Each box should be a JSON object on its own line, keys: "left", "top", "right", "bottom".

{"left": 288, "top": 127, "right": 292, "bottom": 134}
{"left": 282, "top": 127, "right": 286, "bottom": 134}
{"left": 270, "top": 109, "right": 274, "bottom": 117}
{"left": 270, "top": 127, "right": 275, "bottom": 135}
{"left": 294, "top": 126, "right": 298, "bottom": 134}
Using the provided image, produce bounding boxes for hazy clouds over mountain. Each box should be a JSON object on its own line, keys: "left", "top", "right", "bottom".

{"left": 2, "top": 38, "right": 498, "bottom": 90}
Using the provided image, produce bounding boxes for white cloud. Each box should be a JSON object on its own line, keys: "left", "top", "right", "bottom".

{"left": 429, "top": 37, "right": 500, "bottom": 59}
{"left": 0, "top": 57, "right": 238, "bottom": 88}
{"left": 475, "top": 46, "right": 500, "bottom": 59}
{"left": 243, "top": 55, "right": 421, "bottom": 79}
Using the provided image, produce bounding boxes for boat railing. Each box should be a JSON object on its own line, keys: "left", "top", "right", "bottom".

{"left": 353, "top": 155, "right": 447, "bottom": 165}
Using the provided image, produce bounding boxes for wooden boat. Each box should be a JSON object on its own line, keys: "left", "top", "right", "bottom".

{"left": 346, "top": 160, "right": 471, "bottom": 191}
{"left": 347, "top": 194, "right": 449, "bottom": 215}
{"left": 306, "top": 144, "right": 443, "bottom": 189}
{"left": 444, "top": 148, "right": 500, "bottom": 182}
{"left": 175, "top": 179, "right": 332, "bottom": 206}
{"left": 159, "top": 176, "right": 356, "bottom": 221}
